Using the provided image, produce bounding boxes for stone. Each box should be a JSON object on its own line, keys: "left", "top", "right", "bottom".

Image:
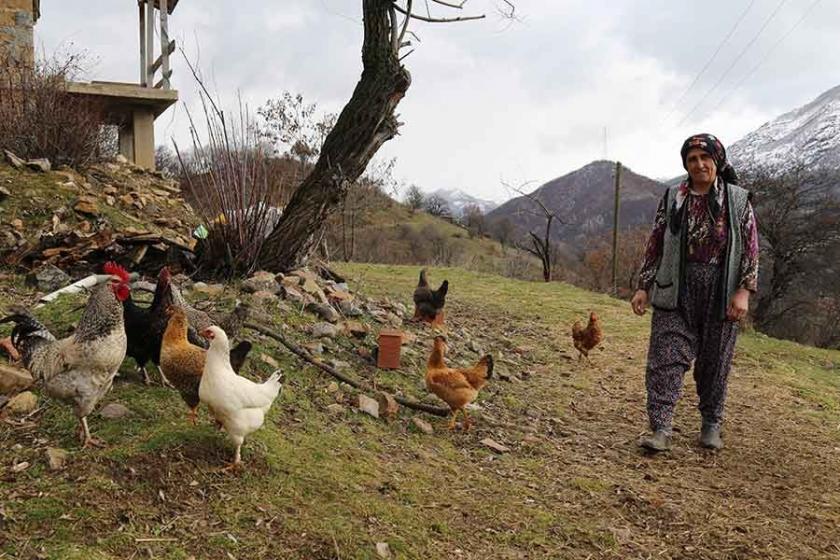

{"left": 259, "top": 353, "right": 279, "bottom": 368}
{"left": 306, "top": 302, "right": 339, "bottom": 323}
{"left": 339, "top": 300, "right": 363, "bottom": 317}
{"left": 480, "top": 438, "right": 511, "bottom": 454}
{"left": 344, "top": 321, "right": 369, "bottom": 339}
{"left": 73, "top": 196, "right": 99, "bottom": 216}
{"left": 280, "top": 275, "right": 301, "bottom": 288}
{"left": 376, "top": 542, "right": 392, "bottom": 559}
{"left": 26, "top": 158, "right": 51, "bottom": 173}
{"left": 289, "top": 269, "right": 319, "bottom": 283}
{"left": 5, "top": 391, "right": 38, "bottom": 415}
{"left": 311, "top": 322, "right": 338, "bottom": 339}
{"left": 356, "top": 394, "right": 380, "bottom": 418}
{"left": 193, "top": 283, "right": 224, "bottom": 296}
{"left": 0, "top": 364, "right": 33, "bottom": 395}
{"left": 282, "top": 286, "right": 305, "bottom": 304}
{"left": 329, "top": 360, "right": 350, "bottom": 370}
{"left": 412, "top": 417, "right": 434, "bottom": 434}
{"left": 4, "top": 150, "right": 25, "bottom": 170}
{"left": 26, "top": 264, "right": 71, "bottom": 293}
{"left": 115, "top": 154, "right": 129, "bottom": 165}
{"left": 99, "top": 403, "right": 131, "bottom": 419}
{"left": 326, "top": 403, "right": 345, "bottom": 415}
{"left": 241, "top": 271, "right": 279, "bottom": 294}
{"left": 46, "top": 447, "right": 68, "bottom": 471}
{"left": 326, "top": 287, "right": 353, "bottom": 302}
{"left": 376, "top": 392, "right": 399, "bottom": 420}
{"left": 250, "top": 290, "right": 279, "bottom": 304}
{"left": 301, "top": 279, "right": 328, "bottom": 303}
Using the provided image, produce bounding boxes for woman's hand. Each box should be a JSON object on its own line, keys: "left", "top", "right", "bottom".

{"left": 631, "top": 290, "right": 649, "bottom": 316}
{"left": 726, "top": 288, "right": 750, "bottom": 322}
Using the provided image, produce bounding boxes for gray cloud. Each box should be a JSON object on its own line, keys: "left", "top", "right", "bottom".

{"left": 36, "top": 0, "right": 839, "bottom": 199}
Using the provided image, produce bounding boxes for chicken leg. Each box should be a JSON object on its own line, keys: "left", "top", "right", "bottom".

{"left": 448, "top": 409, "right": 461, "bottom": 431}
{"left": 79, "top": 417, "right": 105, "bottom": 448}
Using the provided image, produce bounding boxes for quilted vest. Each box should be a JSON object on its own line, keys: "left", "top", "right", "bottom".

{"left": 650, "top": 182, "right": 750, "bottom": 320}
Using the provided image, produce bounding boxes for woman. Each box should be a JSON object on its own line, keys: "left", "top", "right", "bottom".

{"left": 631, "top": 133, "right": 758, "bottom": 452}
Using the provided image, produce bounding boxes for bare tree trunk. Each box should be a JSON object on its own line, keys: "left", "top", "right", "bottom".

{"left": 258, "top": 0, "right": 410, "bottom": 271}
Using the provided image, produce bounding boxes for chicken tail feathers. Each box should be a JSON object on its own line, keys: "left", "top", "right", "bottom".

{"left": 0, "top": 308, "right": 55, "bottom": 354}
{"left": 418, "top": 268, "right": 428, "bottom": 288}
{"left": 437, "top": 279, "right": 449, "bottom": 298}
{"left": 229, "top": 340, "right": 253, "bottom": 373}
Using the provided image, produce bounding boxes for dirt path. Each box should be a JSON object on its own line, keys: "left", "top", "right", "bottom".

{"left": 437, "top": 293, "right": 840, "bottom": 560}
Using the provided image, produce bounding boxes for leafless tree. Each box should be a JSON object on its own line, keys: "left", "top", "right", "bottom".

{"left": 461, "top": 203, "right": 486, "bottom": 238}
{"left": 405, "top": 184, "right": 425, "bottom": 213}
{"left": 256, "top": 1, "right": 517, "bottom": 272}
{"left": 741, "top": 163, "right": 840, "bottom": 329}
{"left": 504, "top": 180, "right": 563, "bottom": 282}
{"left": 424, "top": 193, "right": 450, "bottom": 217}
{"left": 257, "top": 91, "right": 337, "bottom": 183}
{"left": 488, "top": 217, "right": 515, "bottom": 251}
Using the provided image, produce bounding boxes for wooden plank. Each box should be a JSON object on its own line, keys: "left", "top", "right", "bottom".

{"left": 150, "top": 40, "right": 176, "bottom": 74}
{"left": 138, "top": 1, "right": 146, "bottom": 85}
{"left": 160, "top": 0, "right": 170, "bottom": 89}
{"left": 145, "top": 0, "right": 154, "bottom": 88}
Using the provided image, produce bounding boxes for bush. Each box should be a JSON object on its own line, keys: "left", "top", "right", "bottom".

{"left": 0, "top": 53, "right": 114, "bottom": 167}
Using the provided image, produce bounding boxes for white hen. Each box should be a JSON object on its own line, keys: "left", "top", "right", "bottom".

{"left": 199, "top": 325, "right": 283, "bottom": 468}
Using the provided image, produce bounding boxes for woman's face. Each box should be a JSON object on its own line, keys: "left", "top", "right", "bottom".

{"left": 685, "top": 148, "right": 717, "bottom": 186}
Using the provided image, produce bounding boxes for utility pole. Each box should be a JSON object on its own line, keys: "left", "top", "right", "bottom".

{"left": 611, "top": 161, "right": 622, "bottom": 294}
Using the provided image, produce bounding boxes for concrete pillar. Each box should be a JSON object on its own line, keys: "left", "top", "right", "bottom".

{"left": 133, "top": 107, "right": 155, "bottom": 169}
{"left": 0, "top": 0, "right": 36, "bottom": 68}
{"left": 117, "top": 107, "right": 156, "bottom": 170}
{"left": 118, "top": 122, "right": 135, "bottom": 163}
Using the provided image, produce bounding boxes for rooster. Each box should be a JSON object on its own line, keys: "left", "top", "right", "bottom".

{"left": 413, "top": 268, "right": 448, "bottom": 325}
{"left": 425, "top": 335, "right": 493, "bottom": 431}
{"left": 159, "top": 307, "right": 206, "bottom": 425}
{"left": 199, "top": 326, "right": 283, "bottom": 470}
{"left": 122, "top": 267, "right": 252, "bottom": 384}
{"left": 0, "top": 262, "right": 130, "bottom": 447}
{"left": 572, "top": 311, "right": 603, "bottom": 363}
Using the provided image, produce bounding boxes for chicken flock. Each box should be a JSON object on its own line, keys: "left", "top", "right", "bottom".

{"left": 1, "top": 263, "right": 603, "bottom": 469}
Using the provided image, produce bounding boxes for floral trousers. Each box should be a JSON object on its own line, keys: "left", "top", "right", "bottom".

{"left": 645, "top": 263, "right": 739, "bottom": 433}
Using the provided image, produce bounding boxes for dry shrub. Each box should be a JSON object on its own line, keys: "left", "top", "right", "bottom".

{"left": 176, "top": 92, "right": 290, "bottom": 277}
{"left": 0, "top": 53, "right": 113, "bottom": 167}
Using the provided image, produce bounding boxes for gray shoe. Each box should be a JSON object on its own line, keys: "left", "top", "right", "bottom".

{"left": 699, "top": 425, "right": 723, "bottom": 450}
{"left": 639, "top": 430, "right": 672, "bottom": 452}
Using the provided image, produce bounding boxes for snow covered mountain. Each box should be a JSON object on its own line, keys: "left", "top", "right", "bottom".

{"left": 427, "top": 188, "right": 499, "bottom": 216}
{"left": 729, "top": 84, "right": 840, "bottom": 171}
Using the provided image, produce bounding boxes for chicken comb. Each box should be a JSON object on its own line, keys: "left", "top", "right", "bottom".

{"left": 103, "top": 261, "right": 130, "bottom": 283}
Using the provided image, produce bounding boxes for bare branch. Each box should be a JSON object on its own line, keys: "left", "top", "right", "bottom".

{"left": 431, "top": 0, "right": 468, "bottom": 8}
{"left": 392, "top": 3, "right": 486, "bottom": 23}
{"left": 397, "top": 0, "right": 413, "bottom": 48}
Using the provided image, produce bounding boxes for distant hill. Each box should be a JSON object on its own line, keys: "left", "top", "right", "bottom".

{"left": 486, "top": 160, "right": 664, "bottom": 251}
{"left": 427, "top": 188, "right": 499, "bottom": 217}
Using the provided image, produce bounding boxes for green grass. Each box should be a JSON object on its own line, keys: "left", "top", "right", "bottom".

{"left": 2, "top": 264, "right": 840, "bottom": 559}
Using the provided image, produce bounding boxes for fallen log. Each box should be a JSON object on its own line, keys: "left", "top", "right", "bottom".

{"left": 244, "top": 321, "right": 449, "bottom": 417}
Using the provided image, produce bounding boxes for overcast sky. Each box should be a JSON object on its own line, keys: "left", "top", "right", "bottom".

{"left": 36, "top": 0, "right": 840, "bottom": 201}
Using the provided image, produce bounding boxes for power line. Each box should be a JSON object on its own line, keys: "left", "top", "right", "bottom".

{"left": 713, "top": 0, "right": 822, "bottom": 110}
{"left": 661, "top": 0, "right": 757, "bottom": 123}
{"left": 677, "top": 0, "right": 790, "bottom": 127}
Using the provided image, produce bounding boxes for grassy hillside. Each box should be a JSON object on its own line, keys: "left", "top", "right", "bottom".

{"left": 2, "top": 264, "right": 839, "bottom": 559}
